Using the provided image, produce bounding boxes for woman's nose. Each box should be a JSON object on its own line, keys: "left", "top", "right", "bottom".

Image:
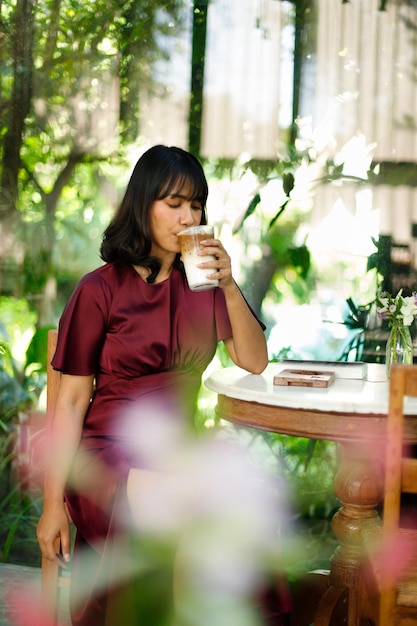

{"left": 179, "top": 205, "right": 194, "bottom": 226}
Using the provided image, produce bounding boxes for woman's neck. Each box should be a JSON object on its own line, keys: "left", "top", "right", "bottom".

{"left": 133, "top": 259, "right": 174, "bottom": 284}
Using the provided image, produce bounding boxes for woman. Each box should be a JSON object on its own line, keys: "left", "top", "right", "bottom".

{"left": 37, "top": 145, "right": 269, "bottom": 625}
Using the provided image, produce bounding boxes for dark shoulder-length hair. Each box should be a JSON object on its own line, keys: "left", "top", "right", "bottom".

{"left": 100, "top": 145, "right": 208, "bottom": 282}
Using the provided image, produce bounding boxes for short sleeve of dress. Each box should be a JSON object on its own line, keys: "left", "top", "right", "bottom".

{"left": 52, "top": 271, "right": 112, "bottom": 375}
{"left": 213, "top": 284, "right": 266, "bottom": 342}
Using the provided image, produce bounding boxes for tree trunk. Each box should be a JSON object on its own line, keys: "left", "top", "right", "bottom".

{"left": 23, "top": 152, "right": 85, "bottom": 325}
{"left": 0, "top": 0, "right": 36, "bottom": 219}
{"left": 188, "top": 0, "right": 208, "bottom": 158}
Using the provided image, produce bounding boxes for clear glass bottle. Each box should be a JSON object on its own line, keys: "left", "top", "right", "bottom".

{"left": 385, "top": 321, "right": 413, "bottom": 377}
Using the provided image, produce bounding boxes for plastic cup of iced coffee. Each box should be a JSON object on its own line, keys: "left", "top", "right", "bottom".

{"left": 177, "top": 225, "right": 219, "bottom": 291}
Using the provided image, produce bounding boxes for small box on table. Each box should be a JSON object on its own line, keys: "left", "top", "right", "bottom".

{"left": 274, "top": 369, "right": 335, "bottom": 388}
{"left": 277, "top": 359, "right": 367, "bottom": 380}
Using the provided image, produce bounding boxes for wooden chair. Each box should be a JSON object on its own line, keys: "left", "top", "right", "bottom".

{"left": 362, "top": 364, "right": 417, "bottom": 626}
{"left": 40, "top": 329, "right": 72, "bottom": 623}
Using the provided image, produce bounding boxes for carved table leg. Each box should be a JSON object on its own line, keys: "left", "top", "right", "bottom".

{"left": 314, "top": 441, "right": 384, "bottom": 626}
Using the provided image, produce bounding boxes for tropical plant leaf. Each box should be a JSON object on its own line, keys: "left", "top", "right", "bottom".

{"left": 288, "top": 245, "right": 311, "bottom": 279}
{"left": 234, "top": 192, "right": 261, "bottom": 232}
{"left": 25, "top": 326, "right": 53, "bottom": 372}
{"left": 282, "top": 172, "right": 295, "bottom": 196}
{"left": 268, "top": 200, "right": 288, "bottom": 229}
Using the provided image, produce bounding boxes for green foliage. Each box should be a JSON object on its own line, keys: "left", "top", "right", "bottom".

{"left": 0, "top": 297, "right": 47, "bottom": 422}
{"left": 237, "top": 192, "right": 261, "bottom": 227}
{"left": 0, "top": 483, "right": 42, "bottom": 565}
{"left": 0, "top": 297, "right": 48, "bottom": 565}
{"left": 0, "top": 297, "right": 46, "bottom": 478}
{"left": 0, "top": 0, "right": 189, "bottom": 319}
{"left": 0, "top": 341, "right": 31, "bottom": 422}
{"left": 206, "top": 152, "right": 312, "bottom": 314}
{"left": 366, "top": 236, "right": 389, "bottom": 279}
{"left": 231, "top": 156, "right": 298, "bottom": 234}
{"left": 256, "top": 215, "right": 312, "bottom": 309}
{"left": 240, "top": 429, "right": 339, "bottom": 520}
{"left": 288, "top": 244, "right": 310, "bottom": 281}
{"left": 30, "top": 0, "right": 185, "bottom": 102}
{"left": 258, "top": 433, "right": 339, "bottom": 576}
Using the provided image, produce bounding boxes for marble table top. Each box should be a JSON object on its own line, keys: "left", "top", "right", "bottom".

{"left": 205, "top": 362, "right": 417, "bottom": 416}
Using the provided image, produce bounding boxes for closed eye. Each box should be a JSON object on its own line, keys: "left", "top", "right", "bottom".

{"left": 166, "top": 201, "right": 202, "bottom": 211}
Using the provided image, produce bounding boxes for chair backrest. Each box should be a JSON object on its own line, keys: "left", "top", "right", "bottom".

{"left": 46, "top": 329, "right": 60, "bottom": 426}
{"left": 379, "top": 364, "right": 417, "bottom": 625}
{"left": 41, "top": 329, "right": 71, "bottom": 622}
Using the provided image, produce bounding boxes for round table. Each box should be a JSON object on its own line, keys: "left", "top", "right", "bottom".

{"left": 204, "top": 363, "right": 417, "bottom": 626}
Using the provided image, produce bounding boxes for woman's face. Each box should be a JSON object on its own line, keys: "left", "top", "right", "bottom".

{"left": 149, "top": 185, "right": 204, "bottom": 259}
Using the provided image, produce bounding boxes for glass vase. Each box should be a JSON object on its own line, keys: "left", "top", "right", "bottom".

{"left": 385, "top": 321, "right": 413, "bottom": 377}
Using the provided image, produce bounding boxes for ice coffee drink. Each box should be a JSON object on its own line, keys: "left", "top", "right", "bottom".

{"left": 177, "top": 225, "right": 219, "bottom": 291}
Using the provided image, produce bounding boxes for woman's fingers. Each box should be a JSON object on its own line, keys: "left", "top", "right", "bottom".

{"left": 198, "top": 239, "right": 233, "bottom": 285}
{"left": 37, "top": 511, "right": 71, "bottom": 563}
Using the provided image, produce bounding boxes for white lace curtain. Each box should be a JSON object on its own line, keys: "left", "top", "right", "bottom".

{"left": 140, "top": 0, "right": 416, "bottom": 163}
{"left": 139, "top": 0, "right": 417, "bottom": 246}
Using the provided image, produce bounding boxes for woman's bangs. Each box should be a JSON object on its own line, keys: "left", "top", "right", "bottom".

{"left": 158, "top": 170, "right": 207, "bottom": 205}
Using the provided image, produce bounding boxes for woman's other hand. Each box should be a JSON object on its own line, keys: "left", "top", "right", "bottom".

{"left": 37, "top": 502, "right": 72, "bottom": 565}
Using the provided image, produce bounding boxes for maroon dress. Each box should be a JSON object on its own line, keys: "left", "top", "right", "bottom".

{"left": 52, "top": 262, "right": 239, "bottom": 625}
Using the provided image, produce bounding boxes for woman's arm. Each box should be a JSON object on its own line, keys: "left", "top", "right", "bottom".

{"left": 199, "top": 239, "right": 268, "bottom": 374}
{"left": 221, "top": 282, "right": 268, "bottom": 374}
{"left": 37, "top": 373, "right": 94, "bottom": 564}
